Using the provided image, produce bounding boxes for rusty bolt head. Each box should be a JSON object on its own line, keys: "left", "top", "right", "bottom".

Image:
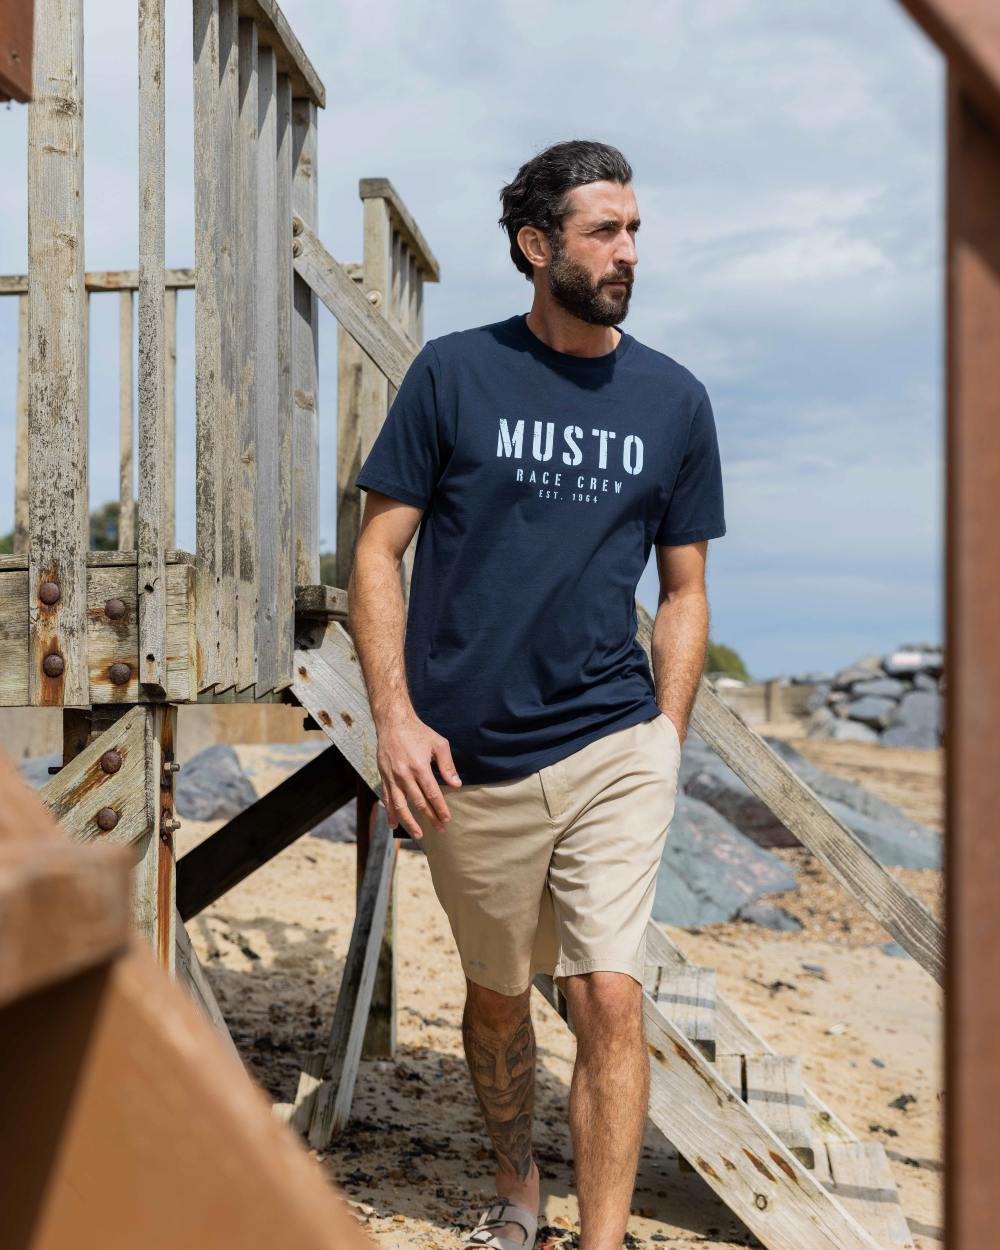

{"left": 99, "top": 749, "right": 123, "bottom": 775}
{"left": 162, "top": 817, "right": 181, "bottom": 834}
{"left": 38, "top": 580, "right": 61, "bottom": 605}
{"left": 108, "top": 662, "right": 132, "bottom": 686}
{"left": 42, "top": 653, "right": 65, "bottom": 678}
{"left": 162, "top": 760, "right": 181, "bottom": 774}
{"left": 96, "top": 806, "right": 119, "bottom": 832}
{"left": 104, "top": 598, "right": 127, "bottom": 620}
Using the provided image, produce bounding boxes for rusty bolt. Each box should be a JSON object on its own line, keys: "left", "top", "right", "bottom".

{"left": 38, "top": 580, "right": 60, "bottom": 605}
{"left": 162, "top": 760, "right": 181, "bottom": 774}
{"left": 162, "top": 817, "right": 181, "bottom": 834}
{"left": 108, "top": 662, "right": 132, "bottom": 685}
{"left": 99, "top": 749, "right": 123, "bottom": 774}
{"left": 42, "top": 653, "right": 65, "bottom": 678}
{"left": 96, "top": 806, "right": 119, "bottom": 832}
{"left": 104, "top": 598, "right": 127, "bottom": 620}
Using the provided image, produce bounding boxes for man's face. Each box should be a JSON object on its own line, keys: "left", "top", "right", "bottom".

{"left": 546, "top": 180, "right": 639, "bottom": 326}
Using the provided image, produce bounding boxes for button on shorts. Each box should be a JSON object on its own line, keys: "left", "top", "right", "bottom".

{"left": 411, "top": 713, "right": 683, "bottom": 996}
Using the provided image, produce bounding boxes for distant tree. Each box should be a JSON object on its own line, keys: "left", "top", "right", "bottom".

{"left": 705, "top": 640, "right": 751, "bottom": 683}
{"left": 319, "top": 548, "right": 337, "bottom": 586}
{"left": 0, "top": 500, "right": 123, "bottom": 554}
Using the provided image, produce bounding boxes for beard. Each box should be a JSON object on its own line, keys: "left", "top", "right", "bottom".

{"left": 547, "top": 238, "right": 633, "bottom": 326}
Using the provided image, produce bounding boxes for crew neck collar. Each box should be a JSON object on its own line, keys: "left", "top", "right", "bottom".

{"left": 514, "top": 312, "right": 633, "bottom": 369}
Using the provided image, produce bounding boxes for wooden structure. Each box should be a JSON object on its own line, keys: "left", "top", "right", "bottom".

{"left": 5, "top": 0, "right": 987, "bottom": 1245}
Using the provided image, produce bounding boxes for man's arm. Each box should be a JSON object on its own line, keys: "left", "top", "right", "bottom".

{"left": 347, "top": 488, "right": 462, "bottom": 840}
{"left": 649, "top": 539, "right": 713, "bottom": 744}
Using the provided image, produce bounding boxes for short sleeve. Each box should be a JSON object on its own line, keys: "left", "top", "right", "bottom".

{"left": 354, "top": 342, "right": 443, "bottom": 509}
{"left": 655, "top": 387, "right": 727, "bottom": 546}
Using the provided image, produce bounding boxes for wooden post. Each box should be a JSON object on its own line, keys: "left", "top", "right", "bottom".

{"left": 164, "top": 286, "right": 177, "bottom": 548}
{"left": 27, "top": 0, "right": 89, "bottom": 708}
{"left": 236, "top": 16, "right": 259, "bottom": 696}
{"left": 132, "top": 703, "right": 178, "bottom": 973}
{"left": 275, "top": 71, "right": 294, "bottom": 689}
{"left": 291, "top": 96, "right": 320, "bottom": 588}
{"left": 118, "top": 289, "right": 135, "bottom": 551}
{"left": 254, "top": 44, "right": 280, "bottom": 693}
{"left": 13, "top": 293, "right": 28, "bottom": 555}
{"left": 137, "top": 0, "right": 167, "bottom": 696}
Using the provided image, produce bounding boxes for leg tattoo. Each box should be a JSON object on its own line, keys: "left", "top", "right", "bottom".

{"left": 462, "top": 998, "right": 536, "bottom": 1181}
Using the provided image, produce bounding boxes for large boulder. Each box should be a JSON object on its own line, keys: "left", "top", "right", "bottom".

{"left": 652, "top": 792, "right": 799, "bottom": 928}
{"left": 851, "top": 677, "right": 906, "bottom": 699}
{"left": 841, "top": 695, "right": 897, "bottom": 729}
{"left": 881, "top": 689, "right": 941, "bottom": 749}
{"left": 175, "top": 743, "right": 258, "bottom": 821}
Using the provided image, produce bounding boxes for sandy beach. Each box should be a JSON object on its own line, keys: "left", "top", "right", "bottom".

{"left": 178, "top": 725, "right": 944, "bottom": 1250}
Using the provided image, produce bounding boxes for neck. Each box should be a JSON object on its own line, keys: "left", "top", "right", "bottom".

{"left": 525, "top": 300, "right": 621, "bottom": 358}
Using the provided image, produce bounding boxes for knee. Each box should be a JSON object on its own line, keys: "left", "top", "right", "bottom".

{"left": 465, "top": 976, "right": 531, "bottom": 1032}
{"left": 563, "top": 971, "right": 644, "bottom": 1044}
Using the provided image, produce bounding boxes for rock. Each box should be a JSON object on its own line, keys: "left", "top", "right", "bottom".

{"left": 309, "top": 806, "right": 358, "bottom": 844}
{"left": 802, "top": 682, "right": 832, "bottom": 713}
{"left": 175, "top": 743, "right": 258, "bottom": 821}
{"left": 842, "top": 695, "right": 897, "bottom": 729}
{"left": 735, "top": 900, "right": 803, "bottom": 931}
{"left": 806, "top": 705, "right": 837, "bottom": 736}
{"left": 832, "top": 663, "right": 882, "bottom": 690}
{"left": 851, "top": 677, "right": 907, "bottom": 699}
{"left": 913, "top": 672, "right": 938, "bottom": 693}
{"left": 652, "top": 793, "right": 798, "bottom": 928}
{"left": 828, "top": 719, "right": 881, "bottom": 743}
{"left": 881, "top": 689, "right": 941, "bottom": 748}
{"left": 883, "top": 647, "right": 943, "bottom": 677}
{"left": 18, "top": 752, "right": 62, "bottom": 789}
{"left": 880, "top": 940, "right": 910, "bottom": 959}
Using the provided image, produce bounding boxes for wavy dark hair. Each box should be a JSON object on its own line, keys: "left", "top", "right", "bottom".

{"left": 498, "top": 140, "right": 633, "bottom": 280}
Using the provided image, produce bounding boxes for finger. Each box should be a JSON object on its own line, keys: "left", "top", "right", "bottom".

{"left": 388, "top": 778, "right": 425, "bottom": 840}
{"left": 413, "top": 765, "right": 452, "bottom": 827}
{"left": 433, "top": 740, "right": 462, "bottom": 788}
{"left": 399, "top": 769, "right": 447, "bottom": 834}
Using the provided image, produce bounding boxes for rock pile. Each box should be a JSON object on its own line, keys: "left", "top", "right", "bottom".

{"left": 793, "top": 643, "right": 944, "bottom": 748}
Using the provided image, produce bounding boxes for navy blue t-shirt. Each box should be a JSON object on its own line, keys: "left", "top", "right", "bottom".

{"left": 354, "top": 312, "right": 726, "bottom": 783}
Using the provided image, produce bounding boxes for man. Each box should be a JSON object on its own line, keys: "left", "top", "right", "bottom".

{"left": 348, "top": 139, "right": 726, "bottom": 1250}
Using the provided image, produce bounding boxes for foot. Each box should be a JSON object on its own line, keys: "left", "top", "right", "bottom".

{"left": 491, "top": 1157, "right": 540, "bottom": 1246}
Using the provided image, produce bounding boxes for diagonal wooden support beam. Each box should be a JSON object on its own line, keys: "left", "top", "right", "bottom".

{"left": 535, "top": 974, "right": 888, "bottom": 1250}
{"left": 284, "top": 804, "right": 396, "bottom": 1146}
{"left": 635, "top": 603, "right": 944, "bottom": 984}
{"left": 291, "top": 217, "right": 419, "bottom": 390}
{"left": 176, "top": 742, "right": 361, "bottom": 921}
{"left": 175, "top": 911, "right": 241, "bottom": 1063}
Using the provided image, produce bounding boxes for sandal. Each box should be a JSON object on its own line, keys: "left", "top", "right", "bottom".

{"left": 462, "top": 1195, "right": 540, "bottom": 1250}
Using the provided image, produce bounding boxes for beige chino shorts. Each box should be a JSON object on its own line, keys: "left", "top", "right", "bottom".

{"left": 412, "top": 713, "right": 683, "bottom": 996}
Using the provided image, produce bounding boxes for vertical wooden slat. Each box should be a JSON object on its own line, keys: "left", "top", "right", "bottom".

{"left": 334, "top": 312, "right": 364, "bottom": 589}
{"left": 291, "top": 96, "right": 319, "bottom": 588}
{"left": 407, "top": 252, "right": 418, "bottom": 341}
{"left": 164, "top": 286, "right": 177, "bottom": 548}
{"left": 13, "top": 294, "right": 28, "bottom": 556}
{"left": 27, "top": 0, "right": 89, "bottom": 708}
{"left": 236, "top": 17, "right": 259, "bottom": 694}
{"left": 215, "top": 0, "right": 239, "bottom": 693}
{"left": 254, "top": 45, "right": 279, "bottom": 693}
{"left": 118, "top": 290, "right": 135, "bottom": 551}
{"left": 945, "top": 72, "right": 1000, "bottom": 1250}
{"left": 275, "top": 72, "right": 294, "bottom": 687}
{"left": 193, "top": 0, "right": 221, "bottom": 691}
{"left": 137, "top": 0, "right": 168, "bottom": 694}
{"left": 131, "top": 703, "right": 178, "bottom": 974}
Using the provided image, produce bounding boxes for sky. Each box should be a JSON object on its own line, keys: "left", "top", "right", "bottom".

{"left": 0, "top": 0, "right": 945, "bottom": 681}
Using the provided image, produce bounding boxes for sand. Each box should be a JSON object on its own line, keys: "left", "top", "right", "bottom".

{"left": 178, "top": 727, "right": 944, "bottom": 1250}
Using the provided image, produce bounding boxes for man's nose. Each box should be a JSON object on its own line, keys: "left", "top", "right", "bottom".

{"left": 615, "top": 233, "right": 638, "bottom": 267}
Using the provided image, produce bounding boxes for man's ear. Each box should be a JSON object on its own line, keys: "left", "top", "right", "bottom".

{"left": 516, "top": 224, "right": 550, "bottom": 270}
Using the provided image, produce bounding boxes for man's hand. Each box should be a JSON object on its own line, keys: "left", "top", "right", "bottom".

{"left": 376, "top": 711, "right": 462, "bottom": 839}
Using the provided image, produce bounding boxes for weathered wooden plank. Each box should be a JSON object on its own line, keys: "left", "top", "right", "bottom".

{"left": 294, "top": 583, "right": 348, "bottom": 619}
{"left": 334, "top": 275, "right": 366, "bottom": 589}
{"left": 275, "top": 71, "right": 294, "bottom": 691}
{"left": 826, "top": 1141, "right": 915, "bottom": 1249}
{"left": 238, "top": 0, "right": 325, "bottom": 106}
{"left": 291, "top": 96, "right": 319, "bottom": 588}
{"left": 175, "top": 913, "right": 241, "bottom": 1060}
{"left": 0, "top": 268, "right": 196, "bottom": 296}
{"left": 236, "top": 16, "right": 259, "bottom": 694}
{"left": 39, "top": 705, "right": 149, "bottom": 848}
{"left": 177, "top": 743, "right": 357, "bottom": 920}
{"left": 292, "top": 218, "right": 419, "bottom": 390}
{"left": 164, "top": 286, "right": 177, "bottom": 547}
{"left": 13, "top": 293, "right": 28, "bottom": 555}
{"left": 359, "top": 177, "right": 441, "bottom": 280}
{"left": 27, "top": 0, "right": 89, "bottom": 708}
{"left": 636, "top": 603, "right": 943, "bottom": 983}
{"left": 215, "top": 0, "right": 240, "bottom": 694}
{"left": 297, "top": 805, "right": 398, "bottom": 1146}
{"left": 137, "top": 0, "right": 168, "bottom": 696}
{"left": 744, "top": 1054, "right": 815, "bottom": 1168}
{"left": 644, "top": 963, "right": 717, "bottom": 1060}
{"left": 118, "top": 290, "right": 136, "bottom": 551}
{"left": 0, "top": 560, "right": 198, "bottom": 706}
{"left": 131, "top": 704, "right": 177, "bottom": 973}
{"left": 193, "top": 0, "right": 222, "bottom": 692}
{"left": 255, "top": 44, "right": 280, "bottom": 693}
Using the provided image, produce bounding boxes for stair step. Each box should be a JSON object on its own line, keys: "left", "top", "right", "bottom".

{"left": 643, "top": 963, "right": 717, "bottom": 1061}
{"left": 823, "top": 1140, "right": 916, "bottom": 1249}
